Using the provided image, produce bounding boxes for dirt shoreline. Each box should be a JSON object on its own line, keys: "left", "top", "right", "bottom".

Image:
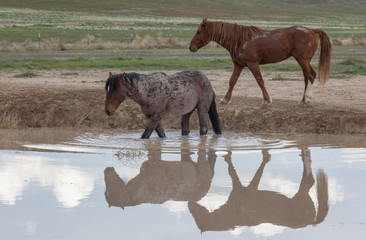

{"left": 1, "top": 69, "right": 365, "bottom": 135}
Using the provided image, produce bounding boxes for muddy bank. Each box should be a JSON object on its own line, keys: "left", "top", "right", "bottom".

{"left": 1, "top": 70, "right": 365, "bottom": 135}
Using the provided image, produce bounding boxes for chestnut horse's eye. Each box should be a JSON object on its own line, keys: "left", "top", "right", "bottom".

{"left": 197, "top": 31, "right": 200, "bottom": 35}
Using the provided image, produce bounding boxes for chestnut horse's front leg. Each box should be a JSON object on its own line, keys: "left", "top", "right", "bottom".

{"left": 141, "top": 114, "right": 163, "bottom": 139}
{"left": 220, "top": 63, "right": 243, "bottom": 104}
{"left": 247, "top": 62, "right": 272, "bottom": 108}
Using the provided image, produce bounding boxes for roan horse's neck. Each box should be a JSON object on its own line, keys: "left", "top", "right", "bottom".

{"left": 124, "top": 72, "right": 167, "bottom": 106}
{"left": 207, "top": 21, "right": 264, "bottom": 53}
{"left": 123, "top": 72, "right": 145, "bottom": 104}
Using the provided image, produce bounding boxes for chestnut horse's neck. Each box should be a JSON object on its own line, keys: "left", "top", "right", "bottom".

{"left": 206, "top": 21, "right": 265, "bottom": 54}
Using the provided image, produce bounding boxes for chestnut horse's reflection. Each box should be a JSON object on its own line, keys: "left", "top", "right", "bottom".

{"left": 104, "top": 138, "right": 216, "bottom": 209}
{"left": 189, "top": 149, "right": 329, "bottom": 232}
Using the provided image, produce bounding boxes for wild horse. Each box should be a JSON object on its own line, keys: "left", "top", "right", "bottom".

{"left": 188, "top": 149, "right": 329, "bottom": 232}
{"left": 104, "top": 70, "right": 221, "bottom": 139}
{"left": 189, "top": 19, "right": 332, "bottom": 108}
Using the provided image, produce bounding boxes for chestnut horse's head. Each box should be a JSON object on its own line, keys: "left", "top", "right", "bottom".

{"left": 104, "top": 72, "right": 127, "bottom": 116}
{"left": 189, "top": 18, "right": 211, "bottom": 53}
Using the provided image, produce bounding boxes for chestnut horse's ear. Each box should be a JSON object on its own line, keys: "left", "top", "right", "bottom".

{"left": 109, "top": 72, "right": 113, "bottom": 77}
{"left": 201, "top": 18, "right": 207, "bottom": 27}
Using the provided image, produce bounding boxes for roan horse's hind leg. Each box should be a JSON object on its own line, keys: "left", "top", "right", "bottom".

{"left": 297, "top": 59, "right": 317, "bottom": 107}
{"left": 197, "top": 110, "right": 208, "bottom": 135}
{"left": 181, "top": 111, "right": 194, "bottom": 136}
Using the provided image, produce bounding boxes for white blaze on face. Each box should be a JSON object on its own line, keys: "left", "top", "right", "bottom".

{"left": 305, "top": 83, "right": 313, "bottom": 103}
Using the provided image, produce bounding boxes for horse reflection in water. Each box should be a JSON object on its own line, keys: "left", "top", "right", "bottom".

{"left": 189, "top": 149, "right": 329, "bottom": 232}
{"left": 104, "top": 138, "right": 217, "bottom": 208}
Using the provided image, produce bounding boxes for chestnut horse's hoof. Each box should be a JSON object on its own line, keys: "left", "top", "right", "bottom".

{"left": 297, "top": 102, "right": 310, "bottom": 108}
{"left": 219, "top": 98, "right": 229, "bottom": 105}
{"left": 260, "top": 104, "right": 269, "bottom": 109}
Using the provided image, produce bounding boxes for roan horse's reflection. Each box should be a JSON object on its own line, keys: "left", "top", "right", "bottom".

{"left": 104, "top": 138, "right": 216, "bottom": 209}
{"left": 189, "top": 149, "right": 329, "bottom": 232}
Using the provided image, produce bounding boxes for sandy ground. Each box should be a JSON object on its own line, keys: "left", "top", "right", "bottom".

{"left": 1, "top": 69, "right": 365, "bottom": 135}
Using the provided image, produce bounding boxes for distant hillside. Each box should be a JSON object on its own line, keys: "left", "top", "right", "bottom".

{"left": 0, "top": 0, "right": 365, "bottom": 21}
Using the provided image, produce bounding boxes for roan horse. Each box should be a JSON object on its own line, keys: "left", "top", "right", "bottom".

{"left": 189, "top": 19, "right": 332, "bottom": 108}
{"left": 104, "top": 70, "right": 221, "bottom": 139}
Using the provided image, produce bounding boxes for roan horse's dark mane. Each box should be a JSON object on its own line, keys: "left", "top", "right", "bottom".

{"left": 208, "top": 21, "right": 265, "bottom": 53}
{"left": 105, "top": 72, "right": 140, "bottom": 91}
{"left": 105, "top": 72, "right": 168, "bottom": 91}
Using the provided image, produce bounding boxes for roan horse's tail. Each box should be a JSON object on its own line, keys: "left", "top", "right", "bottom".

{"left": 314, "top": 29, "right": 332, "bottom": 86}
{"left": 208, "top": 93, "right": 222, "bottom": 134}
{"left": 313, "top": 169, "right": 329, "bottom": 225}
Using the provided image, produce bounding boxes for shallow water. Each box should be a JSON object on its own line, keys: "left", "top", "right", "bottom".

{"left": 0, "top": 129, "right": 365, "bottom": 240}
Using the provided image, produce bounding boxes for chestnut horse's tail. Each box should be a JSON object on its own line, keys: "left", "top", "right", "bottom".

{"left": 208, "top": 92, "right": 222, "bottom": 134}
{"left": 313, "top": 169, "right": 329, "bottom": 224}
{"left": 314, "top": 29, "right": 332, "bottom": 86}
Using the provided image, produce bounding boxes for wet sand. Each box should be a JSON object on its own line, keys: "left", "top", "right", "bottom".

{"left": 1, "top": 69, "right": 365, "bottom": 135}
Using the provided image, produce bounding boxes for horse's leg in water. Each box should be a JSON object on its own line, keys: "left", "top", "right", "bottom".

{"left": 196, "top": 106, "right": 209, "bottom": 135}
{"left": 181, "top": 110, "right": 194, "bottom": 136}
{"left": 247, "top": 62, "right": 272, "bottom": 108}
{"left": 220, "top": 63, "right": 243, "bottom": 104}
{"left": 155, "top": 122, "right": 166, "bottom": 138}
{"left": 141, "top": 114, "right": 162, "bottom": 139}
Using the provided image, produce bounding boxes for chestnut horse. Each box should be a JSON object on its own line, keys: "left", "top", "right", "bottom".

{"left": 189, "top": 149, "right": 329, "bottom": 232}
{"left": 189, "top": 19, "right": 332, "bottom": 108}
{"left": 104, "top": 70, "right": 221, "bottom": 139}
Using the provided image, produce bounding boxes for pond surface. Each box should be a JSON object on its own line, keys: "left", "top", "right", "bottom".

{"left": 0, "top": 129, "right": 365, "bottom": 240}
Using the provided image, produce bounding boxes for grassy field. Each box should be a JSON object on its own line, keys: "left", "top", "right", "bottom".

{"left": 0, "top": 0, "right": 365, "bottom": 77}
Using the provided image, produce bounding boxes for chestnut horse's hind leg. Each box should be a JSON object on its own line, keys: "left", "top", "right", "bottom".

{"left": 247, "top": 62, "right": 272, "bottom": 108}
{"left": 181, "top": 110, "right": 194, "bottom": 136}
{"left": 297, "top": 59, "right": 317, "bottom": 107}
{"left": 220, "top": 63, "right": 243, "bottom": 104}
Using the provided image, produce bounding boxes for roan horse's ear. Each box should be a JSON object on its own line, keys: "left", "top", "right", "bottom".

{"left": 118, "top": 73, "right": 125, "bottom": 84}
{"left": 109, "top": 72, "right": 113, "bottom": 77}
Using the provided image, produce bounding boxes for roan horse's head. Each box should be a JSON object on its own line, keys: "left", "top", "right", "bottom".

{"left": 104, "top": 72, "right": 127, "bottom": 116}
{"left": 189, "top": 18, "right": 211, "bottom": 53}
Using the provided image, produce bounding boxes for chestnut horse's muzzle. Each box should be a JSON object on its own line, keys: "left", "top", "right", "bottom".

{"left": 105, "top": 109, "right": 115, "bottom": 116}
{"left": 189, "top": 46, "right": 197, "bottom": 53}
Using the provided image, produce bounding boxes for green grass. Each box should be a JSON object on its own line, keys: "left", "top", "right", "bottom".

{"left": 0, "top": 57, "right": 234, "bottom": 71}
{"left": 2, "top": 54, "right": 366, "bottom": 78}
{"left": 0, "top": 0, "right": 365, "bottom": 45}
{"left": 14, "top": 71, "right": 38, "bottom": 78}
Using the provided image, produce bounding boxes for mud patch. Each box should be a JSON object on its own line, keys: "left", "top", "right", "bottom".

{"left": 1, "top": 70, "right": 365, "bottom": 135}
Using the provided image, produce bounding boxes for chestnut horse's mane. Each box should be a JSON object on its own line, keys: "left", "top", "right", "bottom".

{"left": 207, "top": 21, "right": 265, "bottom": 53}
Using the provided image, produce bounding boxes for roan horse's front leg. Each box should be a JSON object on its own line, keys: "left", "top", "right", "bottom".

{"left": 220, "top": 63, "right": 243, "bottom": 104}
{"left": 155, "top": 123, "right": 166, "bottom": 138}
{"left": 141, "top": 114, "right": 163, "bottom": 139}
